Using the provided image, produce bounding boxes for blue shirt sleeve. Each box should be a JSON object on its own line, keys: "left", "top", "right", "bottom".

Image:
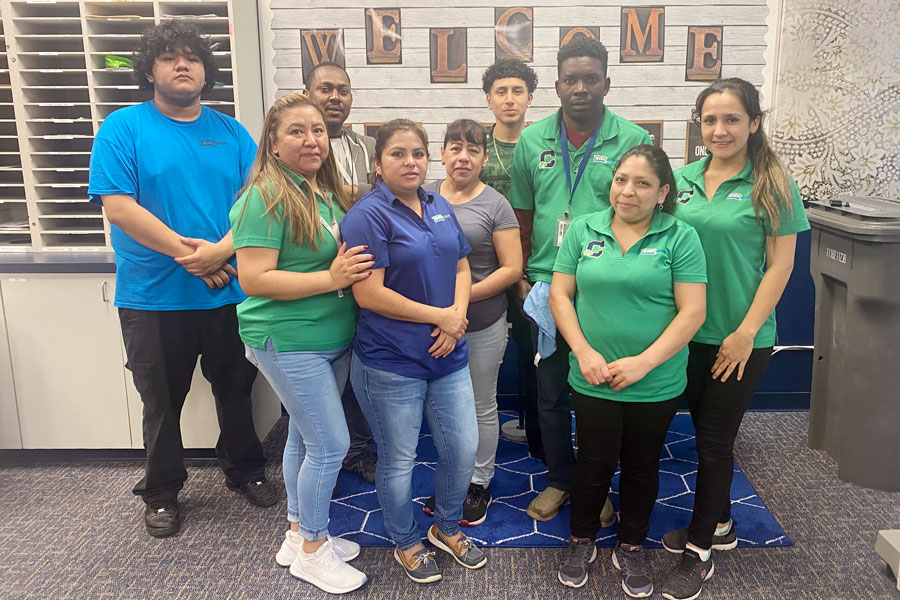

{"left": 237, "top": 123, "right": 258, "bottom": 184}
{"left": 88, "top": 115, "right": 138, "bottom": 205}
{"left": 340, "top": 202, "right": 392, "bottom": 269}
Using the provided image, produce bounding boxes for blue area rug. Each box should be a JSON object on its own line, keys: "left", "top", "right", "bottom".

{"left": 329, "top": 412, "right": 793, "bottom": 548}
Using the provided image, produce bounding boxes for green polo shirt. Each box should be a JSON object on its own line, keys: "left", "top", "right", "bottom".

{"left": 672, "top": 155, "right": 809, "bottom": 348}
{"left": 229, "top": 169, "right": 357, "bottom": 352}
{"left": 481, "top": 125, "right": 517, "bottom": 199}
{"left": 554, "top": 208, "right": 707, "bottom": 402}
{"left": 509, "top": 107, "right": 651, "bottom": 283}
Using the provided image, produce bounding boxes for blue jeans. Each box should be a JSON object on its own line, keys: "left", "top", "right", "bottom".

{"left": 245, "top": 340, "right": 351, "bottom": 541}
{"left": 350, "top": 353, "right": 478, "bottom": 550}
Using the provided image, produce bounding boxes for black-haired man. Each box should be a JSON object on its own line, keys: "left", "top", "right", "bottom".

{"left": 508, "top": 38, "right": 651, "bottom": 531}
{"left": 305, "top": 62, "right": 378, "bottom": 484}
{"left": 89, "top": 22, "right": 274, "bottom": 539}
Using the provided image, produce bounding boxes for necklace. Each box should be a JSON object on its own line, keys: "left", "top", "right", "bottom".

{"left": 490, "top": 129, "right": 511, "bottom": 177}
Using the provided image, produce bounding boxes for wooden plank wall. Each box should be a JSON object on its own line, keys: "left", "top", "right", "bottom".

{"left": 268, "top": 1, "right": 768, "bottom": 172}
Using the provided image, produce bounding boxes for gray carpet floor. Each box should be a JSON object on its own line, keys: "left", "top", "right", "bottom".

{"left": 0, "top": 412, "right": 898, "bottom": 599}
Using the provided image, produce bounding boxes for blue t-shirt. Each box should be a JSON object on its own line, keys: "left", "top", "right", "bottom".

{"left": 340, "top": 180, "right": 472, "bottom": 380}
{"left": 88, "top": 101, "right": 257, "bottom": 310}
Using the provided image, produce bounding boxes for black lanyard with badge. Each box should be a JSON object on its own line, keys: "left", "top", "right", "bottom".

{"left": 556, "top": 116, "right": 602, "bottom": 246}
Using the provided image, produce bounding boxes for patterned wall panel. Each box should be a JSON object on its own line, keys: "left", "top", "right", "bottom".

{"left": 772, "top": 0, "right": 900, "bottom": 201}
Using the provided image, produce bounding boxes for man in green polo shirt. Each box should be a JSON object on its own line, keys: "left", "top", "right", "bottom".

{"left": 508, "top": 37, "right": 651, "bottom": 521}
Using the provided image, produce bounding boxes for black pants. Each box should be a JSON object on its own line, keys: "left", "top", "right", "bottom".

{"left": 341, "top": 386, "right": 374, "bottom": 464}
{"left": 685, "top": 342, "right": 772, "bottom": 549}
{"left": 531, "top": 327, "right": 574, "bottom": 490}
{"left": 569, "top": 391, "right": 677, "bottom": 544}
{"left": 506, "top": 289, "right": 542, "bottom": 459}
{"left": 119, "top": 306, "right": 267, "bottom": 505}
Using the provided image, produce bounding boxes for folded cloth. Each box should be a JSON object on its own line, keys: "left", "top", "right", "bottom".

{"left": 523, "top": 281, "right": 557, "bottom": 364}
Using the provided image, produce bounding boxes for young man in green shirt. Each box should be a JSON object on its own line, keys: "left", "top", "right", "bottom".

{"left": 508, "top": 37, "right": 651, "bottom": 521}
{"left": 479, "top": 59, "right": 545, "bottom": 462}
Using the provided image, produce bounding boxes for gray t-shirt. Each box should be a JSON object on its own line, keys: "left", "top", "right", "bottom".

{"left": 424, "top": 180, "right": 519, "bottom": 332}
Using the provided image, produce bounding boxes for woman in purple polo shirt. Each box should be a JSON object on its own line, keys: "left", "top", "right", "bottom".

{"left": 340, "top": 119, "right": 487, "bottom": 584}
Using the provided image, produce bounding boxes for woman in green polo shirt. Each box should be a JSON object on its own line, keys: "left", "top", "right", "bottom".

{"left": 659, "top": 78, "right": 810, "bottom": 600}
{"left": 550, "top": 145, "right": 707, "bottom": 596}
{"left": 228, "top": 93, "right": 373, "bottom": 595}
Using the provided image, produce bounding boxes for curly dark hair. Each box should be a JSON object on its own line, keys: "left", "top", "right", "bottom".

{"left": 557, "top": 37, "right": 609, "bottom": 75}
{"left": 481, "top": 59, "right": 538, "bottom": 94}
{"left": 133, "top": 21, "right": 218, "bottom": 93}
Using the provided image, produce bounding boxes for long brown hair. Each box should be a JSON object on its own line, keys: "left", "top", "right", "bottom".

{"left": 238, "top": 93, "right": 350, "bottom": 249}
{"left": 693, "top": 78, "right": 793, "bottom": 234}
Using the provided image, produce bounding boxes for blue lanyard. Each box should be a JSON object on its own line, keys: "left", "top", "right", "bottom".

{"left": 559, "top": 115, "right": 602, "bottom": 216}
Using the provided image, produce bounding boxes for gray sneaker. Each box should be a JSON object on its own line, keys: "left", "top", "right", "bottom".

{"left": 612, "top": 542, "right": 654, "bottom": 598}
{"left": 662, "top": 521, "right": 738, "bottom": 554}
{"left": 660, "top": 547, "right": 714, "bottom": 600}
{"left": 393, "top": 547, "right": 442, "bottom": 584}
{"left": 426, "top": 525, "right": 487, "bottom": 569}
{"left": 557, "top": 536, "right": 597, "bottom": 588}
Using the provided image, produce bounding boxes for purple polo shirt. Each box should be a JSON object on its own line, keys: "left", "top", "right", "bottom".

{"left": 340, "top": 180, "right": 471, "bottom": 380}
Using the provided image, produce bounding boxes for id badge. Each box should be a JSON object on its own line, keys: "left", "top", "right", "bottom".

{"left": 555, "top": 214, "right": 572, "bottom": 246}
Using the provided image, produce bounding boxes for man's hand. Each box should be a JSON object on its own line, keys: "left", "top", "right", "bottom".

{"left": 199, "top": 263, "right": 238, "bottom": 289}
{"left": 175, "top": 237, "right": 231, "bottom": 277}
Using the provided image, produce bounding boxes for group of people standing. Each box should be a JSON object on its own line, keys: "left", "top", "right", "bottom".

{"left": 88, "top": 20, "right": 808, "bottom": 600}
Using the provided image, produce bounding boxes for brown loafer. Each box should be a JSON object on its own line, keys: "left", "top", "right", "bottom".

{"left": 526, "top": 486, "right": 569, "bottom": 521}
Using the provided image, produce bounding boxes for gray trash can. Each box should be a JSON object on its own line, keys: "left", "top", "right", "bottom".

{"left": 807, "top": 196, "right": 900, "bottom": 491}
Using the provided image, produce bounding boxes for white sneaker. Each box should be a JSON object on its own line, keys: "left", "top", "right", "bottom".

{"left": 276, "top": 530, "right": 360, "bottom": 566}
{"left": 289, "top": 538, "right": 367, "bottom": 594}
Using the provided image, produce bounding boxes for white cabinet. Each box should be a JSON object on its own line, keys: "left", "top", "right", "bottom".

{"left": 123, "top": 344, "right": 282, "bottom": 450}
{"left": 0, "top": 281, "right": 22, "bottom": 448}
{"left": 0, "top": 271, "right": 281, "bottom": 450}
{"left": 1, "top": 272, "right": 132, "bottom": 448}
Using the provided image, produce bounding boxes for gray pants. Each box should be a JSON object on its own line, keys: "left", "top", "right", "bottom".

{"left": 465, "top": 313, "right": 509, "bottom": 487}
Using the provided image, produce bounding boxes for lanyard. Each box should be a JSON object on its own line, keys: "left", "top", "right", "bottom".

{"left": 332, "top": 134, "right": 356, "bottom": 187}
{"left": 286, "top": 176, "right": 341, "bottom": 244}
{"left": 559, "top": 116, "right": 602, "bottom": 217}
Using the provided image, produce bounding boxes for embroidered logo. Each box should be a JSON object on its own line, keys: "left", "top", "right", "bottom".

{"left": 539, "top": 149, "right": 556, "bottom": 169}
{"left": 431, "top": 213, "right": 451, "bottom": 223}
{"left": 583, "top": 240, "right": 605, "bottom": 257}
{"left": 677, "top": 190, "right": 693, "bottom": 204}
{"left": 640, "top": 248, "right": 668, "bottom": 255}
{"left": 727, "top": 192, "right": 744, "bottom": 201}
{"left": 200, "top": 139, "right": 226, "bottom": 147}
{"left": 592, "top": 154, "right": 610, "bottom": 163}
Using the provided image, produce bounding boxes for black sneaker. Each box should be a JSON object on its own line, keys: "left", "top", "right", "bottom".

{"left": 226, "top": 478, "right": 278, "bottom": 507}
{"left": 423, "top": 495, "right": 436, "bottom": 516}
{"left": 662, "top": 521, "right": 738, "bottom": 554}
{"left": 343, "top": 448, "right": 377, "bottom": 485}
{"left": 557, "top": 536, "right": 597, "bottom": 588}
{"left": 460, "top": 483, "right": 492, "bottom": 526}
{"left": 612, "top": 542, "right": 653, "bottom": 598}
{"left": 144, "top": 500, "right": 180, "bottom": 538}
{"left": 660, "top": 547, "right": 714, "bottom": 600}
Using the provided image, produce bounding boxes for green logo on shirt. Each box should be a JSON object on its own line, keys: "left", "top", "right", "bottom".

{"left": 677, "top": 190, "right": 693, "bottom": 204}
{"left": 431, "top": 213, "right": 451, "bottom": 223}
{"left": 583, "top": 240, "right": 605, "bottom": 257}
{"left": 727, "top": 192, "right": 744, "bottom": 201}
{"left": 539, "top": 150, "right": 556, "bottom": 169}
{"left": 640, "top": 248, "right": 668, "bottom": 256}
{"left": 592, "top": 154, "right": 610, "bottom": 163}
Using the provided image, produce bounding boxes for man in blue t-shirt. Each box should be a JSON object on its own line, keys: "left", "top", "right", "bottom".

{"left": 88, "top": 22, "right": 273, "bottom": 539}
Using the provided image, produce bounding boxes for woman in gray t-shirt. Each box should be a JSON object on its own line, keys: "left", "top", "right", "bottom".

{"left": 423, "top": 119, "right": 522, "bottom": 526}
